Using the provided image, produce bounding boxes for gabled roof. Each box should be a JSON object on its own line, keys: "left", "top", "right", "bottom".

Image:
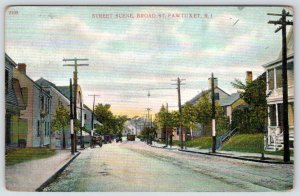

{"left": 278, "top": 27, "right": 294, "bottom": 58}
{"left": 56, "top": 84, "right": 82, "bottom": 101}
{"left": 36, "top": 77, "right": 57, "bottom": 88}
{"left": 83, "top": 104, "right": 93, "bottom": 112}
{"left": 186, "top": 86, "right": 229, "bottom": 105}
{"left": 220, "top": 92, "right": 241, "bottom": 106}
{"left": 6, "top": 55, "right": 51, "bottom": 98}
{"left": 56, "top": 86, "right": 70, "bottom": 100}
{"left": 36, "top": 77, "right": 69, "bottom": 100}
{"left": 5, "top": 53, "right": 17, "bottom": 67}
{"left": 263, "top": 28, "right": 294, "bottom": 69}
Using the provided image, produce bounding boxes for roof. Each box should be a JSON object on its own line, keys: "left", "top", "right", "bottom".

{"left": 262, "top": 53, "right": 294, "bottom": 68}
{"left": 35, "top": 77, "right": 57, "bottom": 88}
{"left": 36, "top": 77, "right": 69, "bottom": 100}
{"left": 278, "top": 27, "right": 294, "bottom": 58}
{"left": 56, "top": 86, "right": 71, "bottom": 99}
{"left": 186, "top": 86, "right": 229, "bottom": 105}
{"left": 56, "top": 84, "right": 82, "bottom": 101}
{"left": 5, "top": 54, "right": 51, "bottom": 98}
{"left": 220, "top": 92, "right": 241, "bottom": 106}
{"left": 5, "top": 53, "right": 17, "bottom": 67}
{"left": 263, "top": 28, "right": 294, "bottom": 68}
{"left": 83, "top": 104, "right": 93, "bottom": 112}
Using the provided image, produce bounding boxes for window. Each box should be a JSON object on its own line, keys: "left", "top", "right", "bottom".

{"left": 48, "top": 122, "right": 50, "bottom": 136}
{"left": 5, "top": 69, "right": 9, "bottom": 94}
{"left": 276, "top": 66, "right": 283, "bottom": 89}
{"left": 45, "top": 98, "right": 50, "bottom": 114}
{"left": 269, "top": 105, "right": 276, "bottom": 126}
{"left": 268, "top": 69, "right": 274, "bottom": 90}
{"left": 37, "top": 120, "right": 40, "bottom": 136}
{"left": 84, "top": 114, "right": 87, "bottom": 120}
{"left": 40, "top": 96, "right": 45, "bottom": 111}
{"left": 215, "top": 93, "right": 220, "bottom": 100}
{"left": 45, "top": 122, "right": 47, "bottom": 136}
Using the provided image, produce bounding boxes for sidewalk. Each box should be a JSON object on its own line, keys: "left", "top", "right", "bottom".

{"left": 5, "top": 149, "right": 79, "bottom": 191}
{"left": 151, "top": 141, "right": 294, "bottom": 164}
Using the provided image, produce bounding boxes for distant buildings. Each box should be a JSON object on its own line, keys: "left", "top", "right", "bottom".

{"left": 123, "top": 117, "right": 145, "bottom": 136}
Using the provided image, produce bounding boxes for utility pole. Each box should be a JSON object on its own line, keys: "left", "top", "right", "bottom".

{"left": 88, "top": 94, "right": 100, "bottom": 137}
{"left": 171, "top": 77, "right": 185, "bottom": 149}
{"left": 210, "top": 73, "right": 217, "bottom": 153}
{"left": 69, "top": 79, "right": 75, "bottom": 155}
{"left": 268, "top": 9, "right": 293, "bottom": 162}
{"left": 145, "top": 108, "right": 152, "bottom": 128}
{"left": 80, "top": 102, "right": 84, "bottom": 149}
{"left": 165, "top": 103, "right": 168, "bottom": 146}
{"left": 63, "top": 57, "right": 88, "bottom": 152}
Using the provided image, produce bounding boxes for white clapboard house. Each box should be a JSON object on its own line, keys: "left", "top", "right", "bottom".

{"left": 263, "top": 28, "right": 294, "bottom": 151}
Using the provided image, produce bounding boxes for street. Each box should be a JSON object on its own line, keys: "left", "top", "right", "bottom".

{"left": 43, "top": 140, "right": 293, "bottom": 192}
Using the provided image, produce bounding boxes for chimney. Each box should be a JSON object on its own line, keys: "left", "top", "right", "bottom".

{"left": 18, "top": 63, "right": 27, "bottom": 74}
{"left": 208, "top": 77, "right": 218, "bottom": 88}
{"left": 246, "top": 71, "right": 253, "bottom": 82}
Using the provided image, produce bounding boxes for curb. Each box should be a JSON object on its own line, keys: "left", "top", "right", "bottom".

{"left": 35, "top": 151, "right": 81, "bottom": 191}
{"left": 151, "top": 145, "right": 179, "bottom": 150}
{"left": 150, "top": 145, "right": 293, "bottom": 164}
{"left": 178, "top": 149, "right": 293, "bottom": 164}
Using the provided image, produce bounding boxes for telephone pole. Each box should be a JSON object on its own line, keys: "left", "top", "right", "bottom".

{"left": 80, "top": 102, "right": 84, "bottom": 149}
{"left": 268, "top": 9, "right": 293, "bottom": 162}
{"left": 210, "top": 73, "right": 217, "bottom": 153}
{"left": 88, "top": 94, "right": 100, "bottom": 136}
{"left": 171, "top": 77, "right": 185, "bottom": 149}
{"left": 69, "top": 79, "right": 75, "bottom": 155}
{"left": 145, "top": 108, "right": 152, "bottom": 128}
{"left": 165, "top": 103, "right": 168, "bottom": 146}
{"left": 63, "top": 57, "right": 88, "bottom": 151}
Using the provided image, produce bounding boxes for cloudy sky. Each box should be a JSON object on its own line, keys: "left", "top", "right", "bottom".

{"left": 5, "top": 6, "right": 293, "bottom": 117}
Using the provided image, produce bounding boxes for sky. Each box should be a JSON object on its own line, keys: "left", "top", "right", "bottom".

{"left": 5, "top": 6, "right": 293, "bottom": 117}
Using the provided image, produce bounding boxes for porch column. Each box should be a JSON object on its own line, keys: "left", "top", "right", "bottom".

{"left": 275, "top": 104, "right": 279, "bottom": 127}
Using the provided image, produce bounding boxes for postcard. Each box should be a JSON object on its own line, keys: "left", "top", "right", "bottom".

{"left": 5, "top": 5, "right": 294, "bottom": 192}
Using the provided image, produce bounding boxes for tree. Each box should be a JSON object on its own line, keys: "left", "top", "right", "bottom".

{"left": 231, "top": 73, "right": 267, "bottom": 133}
{"left": 51, "top": 101, "right": 69, "bottom": 149}
{"left": 114, "top": 115, "right": 128, "bottom": 135}
{"left": 194, "top": 93, "right": 229, "bottom": 136}
{"left": 182, "top": 103, "right": 197, "bottom": 132}
{"left": 94, "top": 103, "right": 114, "bottom": 124}
{"left": 155, "top": 105, "right": 173, "bottom": 141}
{"left": 140, "top": 126, "right": 157, "bottom": 144}
{"left": 94, "top": 103, "right": 128, "bottom": 135}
